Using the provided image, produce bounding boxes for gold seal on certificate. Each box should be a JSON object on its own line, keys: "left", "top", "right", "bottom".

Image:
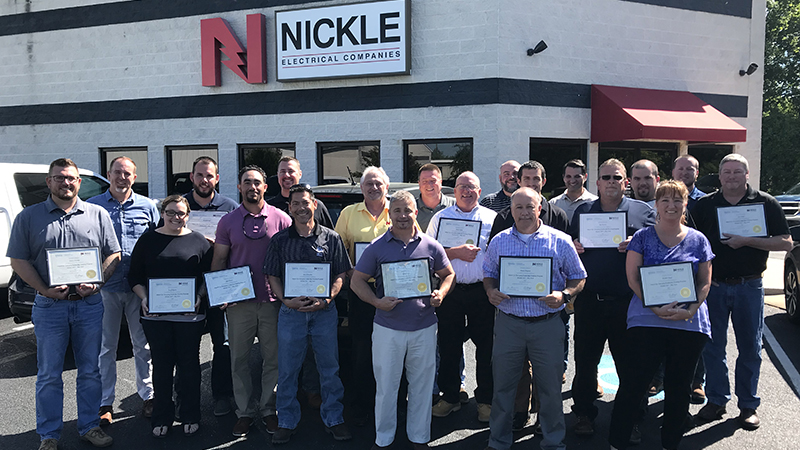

{"left": 498, "top": 256, "right": 553, "bottom": 297}
{"left": 435, "top": 218, "right": 482, "bottom": 248}
{"left": 715, "top": 204, "right": 768, "bottom": 239}
{"left": 381, "top": 258, "right": 432, "bottom": 299}
{"left": 46, "top": 247, "right": 104, "bottom": 286}
{"left": 639, "top": 261, "right": 698, "bottom": 307}
{"left": 148, "top": 278, "right": 197, "bottom": 314}
{"left": 284, "top": 262, "right": 332, "bottom": 298}
{"left": 579, "top": 212, "right": 628, "bottom": 248}
{"left": 204, "top": 266, "right": 256, "bottom": 307}
{"left": 354, "top": 242, "right": 370, "bottom": 265}
{"left": 186, "top": 211, "right": 228, "bottom": 240}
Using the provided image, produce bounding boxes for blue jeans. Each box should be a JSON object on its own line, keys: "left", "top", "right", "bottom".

{"left": 276, "top": 303, "right": 345, "bottom": 429}
{"left": 32, "top": 294, "right": 104, "bottom": 440}
{"left": 703, "top": 278, "right": 764, "bottom": 409}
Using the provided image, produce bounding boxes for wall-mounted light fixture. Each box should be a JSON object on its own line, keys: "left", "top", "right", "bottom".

{"left": 739, "top": 63, "right": 758, "bottom": 76}
{"left": 527, "top": 40, "right": 548, "bottom": 56}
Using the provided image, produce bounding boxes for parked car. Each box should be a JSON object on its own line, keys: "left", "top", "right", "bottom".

{"left": 775, "top": 182, "right": 800, "bottom": 225}
{"left": 784, "top": 225, "right": 800, "bottom": 324}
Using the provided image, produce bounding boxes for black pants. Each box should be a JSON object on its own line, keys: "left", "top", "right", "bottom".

{"left": 437, "top": 282, "right": 495, "bottom": 405}
{"left": 205, "top": 306, "right": 233, "bottom": 399}
{"left": 571, "top": 292, "right": 630, "bottom": 419}
{"left": 142, "top": 319, "right": 204, "bottom": 427}
{"left": 348, "top": 286, "right": 376, "bottom": 413}
{"left": 609, "top": 327, "right": 707, "bottom": 450}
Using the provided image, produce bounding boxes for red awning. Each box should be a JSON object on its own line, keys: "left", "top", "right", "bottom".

{"left": 591, "top": 85, "right": 747, "bottom": 143}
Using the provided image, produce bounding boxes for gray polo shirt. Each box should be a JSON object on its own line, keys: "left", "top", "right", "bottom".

{"left": 6, "top": 196, "right": 121, "bottom": 287}
{"left": 416, "top": 193, "right": 456, "bottom": 232}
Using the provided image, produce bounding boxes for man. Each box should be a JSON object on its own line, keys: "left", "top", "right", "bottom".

{"left": 87, "top": 157, "right": 158, "bottom": 426}
{"left": 568, "top": 159, "right": 656, "bottom": 437}
{"left": 184, "top": 156, "right": 239, "bottom": 211}
{"left": 550, "top": 159, "right": 598, "bottom": 222}
{"left": 483, "top": 187, "right": 587, "bottom": 450}
{"left": 267, "top": 156, "right": 334, "bottom": 229}
{"left": 212, "top": 165, "right": 292, "bottom": 437}
{"left": 480, "top": 160, "right": 521, "bottom": 212}
{"left": 264, "top": 184, "right": 352, "bottom": 444}
{"left": 428, "top": 172, "right": 497, "bottom": 422}
{"left": 629, "top": 159, "right": 660, "bottom": 206}
{"left": 692, "top": 154, "right": 791, "bottom": 430}
{"left": 351, "top": 190, "right": 455, "bottom": 450}
{"left": 673, "top": 155, "right": 706, "bottom": 211}
{"left": 416, "top": 163, "right": 456, "bottom": 232}
{"left": 7, "top": 158, "right": 121, "bottom": 450}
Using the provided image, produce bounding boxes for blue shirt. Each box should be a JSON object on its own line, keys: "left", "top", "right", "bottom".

{"left": 484, "top": 224, "right": 587, "bottom": 317}
{"left": 687, "top": 186, "right": 705, "bottom": 211}
{"left": 184, "top": 190, "right": 238, "bottom": 212}
{"left": 87, "top": 190, "right": 160, "bottom": 292}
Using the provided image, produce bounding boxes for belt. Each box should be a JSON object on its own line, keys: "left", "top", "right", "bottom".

{"left": 713, "top": 274, "right": 762, "bottom": 285}
{"left": 509, "top": 311, "right": 559, "bottom": 323}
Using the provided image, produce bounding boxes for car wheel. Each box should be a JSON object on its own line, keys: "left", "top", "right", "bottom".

{"left": 785, "top": 260, "right": 800, "bottom": 324}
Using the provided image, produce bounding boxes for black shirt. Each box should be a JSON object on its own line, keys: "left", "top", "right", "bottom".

{"left": 266, "top": 194, "right": 335, "bottom": 230}
{"left": 488, "top": 200, "right": 569, "bottom": 241}
{"left": 692, "top": 184, "right": 789, "bottom": 279}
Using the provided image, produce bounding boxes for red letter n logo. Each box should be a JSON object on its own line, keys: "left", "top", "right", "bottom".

{"left": 201, "top": 14, "right": 266, "bottom": 86}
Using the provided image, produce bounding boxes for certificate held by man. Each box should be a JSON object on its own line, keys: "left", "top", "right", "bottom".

{"left": 46, "top": 247, "right": 103, "bottom": 286}
{"left": 579, "top": 211, "right": 627, "bottom": 248}
{"left": 639, "top": 262, "right": 698, "bottom": 307}
{"left": 284, "top": 262, "right": 332, "bottom": 298}
{"left": 147, "top": 278, "right": 197, "bottom": 314}
{"left": 716, "top": 203, "right": 768, "bottom": 239}
{"left": 381, "top": 258, "right": 432, "bottom": 299}
{"left": 204, "top": 266, "right": 256, "bottom": 307}
{"left": 498, "top": 256, "right": 552, "bottom": 297}
{"left": 435, "top": 218, "right": 482, "bottom": 248}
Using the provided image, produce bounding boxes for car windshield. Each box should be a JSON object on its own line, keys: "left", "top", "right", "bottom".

{"left": 14, "top": 173, "right": 110, "bottom": 207}
{"left": 784, "top": 182, "right": 800, "bottom": 195}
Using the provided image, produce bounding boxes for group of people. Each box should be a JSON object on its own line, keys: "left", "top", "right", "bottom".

{"left": 7, "top": 150, "right": 790, "bottom": 450}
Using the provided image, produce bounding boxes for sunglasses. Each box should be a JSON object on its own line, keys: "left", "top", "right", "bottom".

{"left": 600, "top": 175, "right": 624, "bottom": 181}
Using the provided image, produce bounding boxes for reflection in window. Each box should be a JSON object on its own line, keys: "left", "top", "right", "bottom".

{"left": 598, "top": 142, "right": 677, "bottom": 180}
{"left": 101, "top": 147, "right": 149, "bottom": 196}
{"left": 404, "top": 139, "right": 472, "bottom": 187}
{"left": 239, "top": 144, "right": 296, "bottom": 197}
{"left": 317, "top": 142, "right": 380, "bottom": 185}
{"left": 529, "top": 139, "right": 587, "bottom": 200}
{"left": 166, "top": 146, "right": 218, "bottom": 195}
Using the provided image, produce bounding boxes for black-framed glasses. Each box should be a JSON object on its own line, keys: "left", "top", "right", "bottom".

{"left": 242, "top": 214, "right": 268, "bottom": 240}
{"left": 164, "top": 210, "right": 188, "bottom": 219}
{"left": 49, "top": 175, "right": 80, "bottom": 184}
{"left": 600, "top": 175, "right": 624, "bottom": 181}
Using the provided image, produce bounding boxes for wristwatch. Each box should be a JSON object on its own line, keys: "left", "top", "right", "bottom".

{"left": 561, "top": 291, "right": 572, "bottom": 304}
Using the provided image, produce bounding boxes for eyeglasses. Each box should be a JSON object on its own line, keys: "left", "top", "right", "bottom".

{"left": 163, "top": 210, "right": 188, "bottom": 219}
{"left": 455, "top": 184, "right": 479, "bottom": 191}
{"left": 600, "top": 175, "right": 624, "bottom": 181}
{"left": 49, "top": 175, "right": 80, "bottom": 184}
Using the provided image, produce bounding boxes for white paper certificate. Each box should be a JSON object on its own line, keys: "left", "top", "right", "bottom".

{"left": 204, "top": 266, "right": 256, "bottom": 307}
{"left": 435, "top": 218, "right": 482, "bottom": 248}
{"left": 639, "top": 262, "right": 698, "bottom": 307}
{"left": 716, "top": 204, "right": 768, "bottom": 239}
{"left": 187, "top": 211, "right": 227, "bottom": 240}
{"left": 498, "top": 256, "right": 553, "bottom": 297}
{"left": 579, "top": 212, "right": 627, "bottom": 248}
{"left": 46, "top": 247, "right": 103, "bottom": 286}
{"left": 381, "top": 258, "right": 432, "bottom": 299}
{"left": 284, "top": 262, "right": 332, "bottom": 298}
{"left": 354, "top": 242, "right": 370, "bottom": 265}
{"left": 148, "top": 278, "right": 197, "bottom": 314}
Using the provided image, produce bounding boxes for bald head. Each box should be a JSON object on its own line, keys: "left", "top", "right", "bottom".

{"left": 499, "top": 160, "right": 521, "bottom": 194}
{"left": 510, "top": 187, "right": 542, "bottom": 233}
{"left": 455, "top": 171, "right": 482, "bottom": 212}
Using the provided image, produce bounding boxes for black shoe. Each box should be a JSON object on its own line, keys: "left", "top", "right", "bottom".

{"left": 512, "top": 412, "right": 529, "bottom": 431}
{"left": 738, "top": 408, "right": 760, "bottom": 430}
{"left": 459, "top": 388, "right": 469, "bottom": 404}
{"left": 262, "top": 414, "right": 279, "bottom": 434}
{"left": 272, "top": 427, "right": 296, "bottom": 445}
{"left": 628, "top": 424, "right": 642, "bottom": 445}
{"left": 325, "top": 423, "right": 353, "bottom": 441}
{"left": 574, "top": 415, "right": 594, "bottom": 436}
{"left": 695, "top": 402, "right": 726, "bottom": 423}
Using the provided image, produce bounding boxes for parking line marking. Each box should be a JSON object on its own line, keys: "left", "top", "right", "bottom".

{"left": 12, "top": 323, "right": 34, "bottom": 332}
{"left": 763, "top": 323, "right": 800, "bottom": 396}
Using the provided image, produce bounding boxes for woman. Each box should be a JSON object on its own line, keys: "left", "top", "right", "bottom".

{"left": 608, "top": 180, "right": 713, "bottom": 450}
{"left": 128, "top": 195, "right": 212, "bottom": 438}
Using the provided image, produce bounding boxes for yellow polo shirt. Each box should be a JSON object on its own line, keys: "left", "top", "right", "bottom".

{"left": 335, "top": 201, "right": 392, "bottom": 265}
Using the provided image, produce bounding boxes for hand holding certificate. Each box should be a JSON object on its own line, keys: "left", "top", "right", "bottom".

{"left": 639, "top": 262, "right": 697, "bottom": 307}
{"left": 147, "top": 278, "right": 197, "bottom": 314}
{"left": 284, "top": 262, "right": 332, "bottom": 298}
{"left": 381, "top": 258, "right": 432, "bottom": 300}
{"left": 435, "top": 218, "right": 482, "bottom": 248}
{"left": 716, "top": 204, "right": 768, "bottom": 239}
{"left": 498, "top": 257, "right": 552, "bottom": 297}
{"left": 46, "top": 247, "right": 103, "bottom": 286}
{"left": 204, "top": 266, "right": 255, "bottom": 307}
{"left": 579, "top": 212, "right": 627, "bottom": 248}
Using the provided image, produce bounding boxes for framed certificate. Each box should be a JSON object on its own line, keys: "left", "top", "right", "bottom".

{"left": 187, "top": 211, "right": 227, "bottom": 240}
{"left": 579, "top": 211, "right": 627, "bottom": 248}
{"left": 639, "top": 261, "right": 698, "bottom": 307}
{"left": 498, "top": 256, "right": 553, "bottom": 297}
{"left": 284, "top": 262, "right": 332, "bottom": 298}
{"left": 147, "top": 278, "right": 197, "bottom": 314}
{"left": 46, "top": 247, "right": 103, "bottom": 286}
{"left": 381, "top": 258, "right": 432, "bottom": 299}
{"left": 716, "top": 204, "right": 768, "bottom": 240}
{"left": 354, "top": 242, "right": 370, "bottom": 265}
{"left": 204, "top": 266, "right": 256, "bottom": 307}
{"left": 435, "top": 218, "right": 482, "bottom": 248}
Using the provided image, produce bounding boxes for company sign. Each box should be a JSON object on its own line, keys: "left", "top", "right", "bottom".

{"left": 275, "top": 0, "right": 410, "bottom": 81}
{"left": 201, "top": 14, "right": 267, "bottom": 86}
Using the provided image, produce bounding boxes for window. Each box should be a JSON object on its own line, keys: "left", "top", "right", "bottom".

{"left": 239, "top": 144, "right": 296, "bottom": 197}
{"left": 317, "top": 142, "right": 380, "bottom": 186}
{"left": 688, "top": 144, "right": 732, "bottom": 194}
{"left": 598, "top": 142, "right": 677, "bottom": 180}
{"left": 166, "top": 145, "right": 218, "bottom": 195}
{"left": 529, "top": 139, "right": 587, "bottom": 200}
{"left": 404, "top": 139, "right": 473, "bottom": 187}
{"left": 13, "top": 173, "right": 109, "bottom": 208}
{"left": 100, "top": 147, "right": 149, "bottom": 196}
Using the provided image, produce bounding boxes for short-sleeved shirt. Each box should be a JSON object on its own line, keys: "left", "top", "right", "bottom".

{"left": 87, "top": 190, "right": 159, "bottom": 292}
{"left": 263, "top": 224, "right": 352, "bottom": 295}
{"left": 354, "top": 229, "right": 450, "bottom": 332}
{"left": 626, "top": 226, "right": 714, "bottom": 337}
{"left": 489, "top": 199, "right": 569, "bottom": 241}
{"left": 550, "top": 189, "right": 599, "bottom": 223}
{"left": 427, "top": 204, "right": 496, "bottom": 284}
{"left": 215, "top": 203, "right": 292, "bottom": 302}
{"left": 480, "top": 189, "right": 512, "bottom": 213}
{"left": 692, "top": 185, "right": 790, "bottom": 280}
{"left": 334, "top": 201, "right": 391, "bottom": 265}
{"left": 416, "top": 194, "right": 457, "bottom": 232}
{"left": 6, "top": 197, "right": 121, "bottom": 289}
{"left": 568, "top": 197, "right": 657, "bottom": 297}
{"left": 266, "top": 193, "right": 335, "bottom": 230}
{"left": 484, "top": 224, "right": 587, "bottom": 317}
{"left": 184, "top": 190, "right": 238, "bottom": 212}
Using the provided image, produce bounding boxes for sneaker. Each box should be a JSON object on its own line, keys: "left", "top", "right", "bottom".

{"left": 690, "top": 384, "right": 706, "bottom": 404}
{"left": 232, "top": 417, "right": 253, "bottom": 437}
{"left": 38, "top": 439, "right": 58, "bottom": 450}
{"left": 142, "top": 399, "right": 154, "bottom": 418}
{"left": 459, "top": 388, "right": 469, "bottom": 404}
{"left": 262, "top": 414, "right": 279, "bottom": 434}
{"left": 272, "top": 427, "right": 296, "bottom": 445}
{"left": 574, "top": 415, "right": 594, "bottom": 436}
{"left": 695, "top": 402, "right": 726, "bottom": 423}
{"left": 738, "top": 408, "right": 760, "bottom": 430}
{"left": 648, "top": 380, "right": 664, "bottom": 396}
{"left": 512, "top": 412, "right": 529, "bottom": 431}
{"left": 325, "top": 423, "right": 353, "bottom": 441}
{"left": 629, "top": 424, "right": 642, "bottom": 445}
{"left": 98, "top": 406, "right": 113, "bottom": 427}
{"left": 477, "top": 403, "right": 491, "bottom": 423}
{"left": 214, "top": 397, "right": 232, "bottom": 417}
{"left": 431, "top": 399, "right": 461, "bottom": 417}
{"left": 81, "top": 427, "right": 113, "bottom": 448}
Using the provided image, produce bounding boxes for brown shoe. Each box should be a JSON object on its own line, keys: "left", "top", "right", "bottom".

{"left": 232, "top": 417, "right": 253, "bottom": 437}
{"left": 262, "top": 414, "right": 279, "bottom": 434}
{"left": 690, "top": 384, "right": 706, "bottom": 404}
{"left": 142, "top": 399, "right": 154, "bottom": 418}
{"left": 98, "top": 405, "right": 113, "bottom": 427}
{"left": 738, "top": 408, "right": 760, "bottom": 430}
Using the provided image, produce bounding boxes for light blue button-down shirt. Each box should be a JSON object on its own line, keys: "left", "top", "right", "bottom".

{"left": 87, "top": 190, "right": 159, "bottom": 292}
{"left": 427, "top": 204, "right": 496, "bottom": 284}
